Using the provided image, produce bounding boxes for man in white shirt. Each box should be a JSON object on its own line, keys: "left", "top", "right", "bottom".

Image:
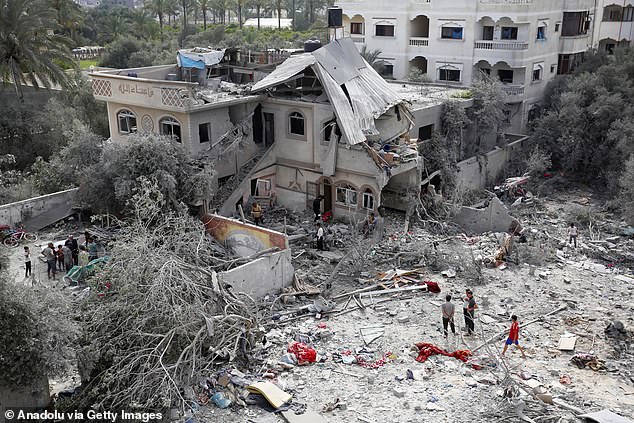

{"left": 316, "top": 223, "right": 325, "bottom": 251}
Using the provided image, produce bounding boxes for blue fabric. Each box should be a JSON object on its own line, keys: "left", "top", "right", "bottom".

{"left": 178, "top": 53, "right": 205, "bottom": 69}
{"left": 505, "top": 338, "right": 519, "bottom": 345}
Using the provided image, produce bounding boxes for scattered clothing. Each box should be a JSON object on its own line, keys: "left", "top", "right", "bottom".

{"left": 414, "top": 342, "right": 473, "bottom": 366}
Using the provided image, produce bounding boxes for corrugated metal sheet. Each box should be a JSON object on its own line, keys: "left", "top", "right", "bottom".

{"left": 251, "top": 38, "right": 410, "bottom": 146}
{"left": 251, "top": 53, "right": 316, "bottom": 91}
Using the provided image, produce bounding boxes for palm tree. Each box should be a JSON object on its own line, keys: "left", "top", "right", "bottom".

{"left": 197, "top": 0, "right": 210, "bottom": 29}
{"left": 0, "top": 0, "right": 75, "bottom": 98}
{"left": 274, "top": 0, "right": 283, "bottom": 29}
{"left": 47, "top": 0, "right": 83, "bottom": 42}
{"left": 145, "top": 0, "right": 166, "bottom": 37}
{"left": 103, "top": 14, "right": 130, "bottom": 42}
{"left": 250, "top": 0, "right": 266, "bottom": 29}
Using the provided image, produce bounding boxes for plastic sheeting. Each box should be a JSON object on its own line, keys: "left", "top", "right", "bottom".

{"left": 177, "top": 48, "right": 226, "bottom": 69}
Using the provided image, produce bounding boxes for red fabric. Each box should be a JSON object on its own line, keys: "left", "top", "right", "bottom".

{"left": 424, "top": 281, "right": 441, "bottom": 293}
{"left": 287, "top": 342, "right": 317, "bottom": 364}
{"left": 508, "top": 321, "right": 519, "bottom": 341}
{"left": 414, "top": 342, "right": 472, "bottom": 364}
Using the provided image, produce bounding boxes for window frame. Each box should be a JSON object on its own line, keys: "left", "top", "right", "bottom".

{"left": 532, "top": 64, "right": 543, "bottom": 82}
{"left": 362, "top": 190, "right": 375, "bottom": 210}
{"left": 438, "top": 67, "right": 461, "bottom": 82}
{"left": 159, "top": 116, "right": 182, "bottom": 143}
{"left": 335, "top": 185, "right": 358, "bottom": 208}
{"left": 199, "top": 122, "right": 210, "bottom": 143}
{"left": 288, "top": 111, "right": 306, "bottom": 139}
{"left": 375, "top": 24, "right": 395, "bottom": 37}
{"left": 536, "top": 25, "right": 546, "bottom": 40}
{"left": 501, "top": 26, "right": 518, "bottom": 40}
{"left": 440, "top": 26, "right": 463, "bottom": 40}
{"left": 350, "top": 22, "right": 363, "bottom": 35}
{"left": 498, "top": 69, "right": 514, "bottom": 84}
{"left": 117, "top": 109, "right": 137, "bottom": 134}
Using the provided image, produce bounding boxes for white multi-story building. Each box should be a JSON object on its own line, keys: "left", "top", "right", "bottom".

{"left": 336, "top": 0, "right": 633, "bottom": 131}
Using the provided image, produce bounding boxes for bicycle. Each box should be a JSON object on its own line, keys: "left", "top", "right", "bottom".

{"left": 3, "top": 226, "right": 38, "bottom": 247}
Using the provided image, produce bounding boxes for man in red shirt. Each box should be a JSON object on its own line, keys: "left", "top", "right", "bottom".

{"left": 502, "top": 315, "right": 526, "bottom": 358}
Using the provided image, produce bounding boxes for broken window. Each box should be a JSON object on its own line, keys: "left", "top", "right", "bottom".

{"left": 289, "top": 112, "right": 305, "bottom": 136}
{"left": 160, "top": 117, "right": 181, "bottom": 143}
{"left": 199, "top": 122, "right": 210, "bottom": 143}
{"left": 379, "top": 63, "right": 394, "bottom": 78}
{"left": 561, "top": 11, "right": 589, "bottom": 36}
{"left": 117, "top": 110, "right": 137, "bottom": 134}
{"left": 441, "top": 26, "right": 463, "bottom": 40}
{"left": 351, "top": 22, "right": 363, "bottom": 35}
{"left": 501, "top": 27, "right": 518, "bottom": 40}
{"left": 362, "top": 189, "right": 375, "bottom": 210}
{"left": 550, "top": 64, "right": 556, "bottom": 73}
{"left": 418, "top": 124, "right": 433, "bottom": 141}
{"left": 438, "top": 66, "right": 461, "bottom": 82}
{"left": 498, "top": 69, "right": 514, "bottom": 83}
{"left": 375, "top": 25, "right": 394, "bottom": 37}
{"left": 554, "top": 22, "right": 560, "bottom": 32}
{"left": 336, "top": 185, "right": 358, "bottom": 207}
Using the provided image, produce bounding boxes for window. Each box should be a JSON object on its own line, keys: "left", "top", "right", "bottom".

{"left": 498, "top": 69, "right": 514, "bottom": 83}
{"left": 351, "top": 22, "right": 363, "bottom": 35}
{"left": 554, "top": 22, "right": 560, "bottom": 32}
{"left": 362, "top": 189, "right": 375, "bottom": 210}
{"left": 482, "top": 26, "right": 494, "bottom": 40}
{"left": 479, "top": 68, "right": 491, "bottom": 76}
{"left": 604, "top": 7, "right": 622, "bottom": 22}
{"left": 418, "top": 124, "right": 433, "bottom": 141}
{"left": 532, "top": 64, "right": 543, "bottom": 82}
{"left": 561, "top": 11, "right": 589, "bottom": 36}
{"left": 323, "top": 120, "right": 339, "bottom": 143}
{"left": 501, "top": 27, "right": 518, "bottom": 40}
{"left": 550, "top": 64, "right": 556, "bottom": 73}
{"left": 536, "top": 26, "right": 546, "bottom": 40}
{"left": 199, "top": 122, "right": 210, "bottom": 143}
{"left": 160, "top": 117, "right": 181, "bottom": 142}
{"left": 439, "top": 67, "right": 461, "bottom": 82}
{"left": 375, "top": 24, "right": 394, "bottom": 37}
{"left": 117, "top": 110, "right": 137, "bottom": 134}
{"left": 557, "top": 52, "right": 584, "bottom": 74}
{"left": 624, "top": 7, "right": 634, "bottom": 22}
{"left": 289, "top": 112, "right": 305, "bottom": 136}
{"left": 336, "top": 185, "right": 358, "bottom": 207}
{"left": 378, "top": 63, "right": 394, "bottom": 78}
{"left": 441, "top": 26, "right": 463, "bottom": 39}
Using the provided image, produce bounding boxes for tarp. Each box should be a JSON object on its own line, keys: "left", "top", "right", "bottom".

{"left": 251, "top": 38, "right": 410, "bottom": 146}
{"left": 177, "top": 48, "right": 226, "bottom": 69}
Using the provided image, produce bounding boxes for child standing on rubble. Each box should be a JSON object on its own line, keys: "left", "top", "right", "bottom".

{"left": 315, "top": 222, "right": 325, "bottom": 251}
{"left": 501, "top": 315, "right": 527, "bottom": 358}
{"left": 568, "top": 223, "right": 578, "bottom": 248}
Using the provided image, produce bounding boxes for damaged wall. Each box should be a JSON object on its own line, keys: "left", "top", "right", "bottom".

{"left": 203, "top": 214, "right": 289, "bottom": 257}
{"left": 218, "top": 248, "right": 294, "bottom": 298}
{"left": 0, "top": 188, "right": 77, "bottom": 227}
{"left": 457, "top": 135, "right": 531, "bottom": 190}
{"left": 452, "top": 196, "right": 514, "bottom": 234}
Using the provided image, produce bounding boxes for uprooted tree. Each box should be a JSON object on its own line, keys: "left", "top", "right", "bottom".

{"left": 70, "top": 179, "right": 262, "bottom": 412}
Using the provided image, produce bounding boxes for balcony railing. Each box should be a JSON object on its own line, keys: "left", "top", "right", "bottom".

{"left": 409, "top": 37, "right": 429, "bottom": 47}
{"left": 474, "top": 40, "right": 529, "bottom": 50}
{"left": 351, "top": 36, "right": 365, "bottom": 44}
{"left": 500, "top": 84, "right": 525, "bottom": 96}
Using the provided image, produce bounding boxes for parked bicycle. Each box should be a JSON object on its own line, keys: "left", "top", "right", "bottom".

{"left": 2, "top": 226, "right": 38, "bottom": 247}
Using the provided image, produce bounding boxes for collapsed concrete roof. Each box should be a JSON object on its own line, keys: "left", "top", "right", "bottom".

{"left": 251, "top": 38, "right": 413, "bottom": 146}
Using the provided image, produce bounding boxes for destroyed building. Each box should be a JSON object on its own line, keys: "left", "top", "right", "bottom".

{"left": 91, "top": 39, "right": 471, "bottom": 218}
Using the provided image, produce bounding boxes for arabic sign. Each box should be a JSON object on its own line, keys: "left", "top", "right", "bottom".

{"left": 118, "top": 83, "right": 155, "bottom": 98}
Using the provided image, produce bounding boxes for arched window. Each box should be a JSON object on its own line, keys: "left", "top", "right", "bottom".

{"left": 160, "top": 117, "right": 181, "bottom": 143}
{"left": 362, "top": 189, "right": 375, "bottom": 210}
{"left": 288, "top": 111, "right": 305, "bottom": 136}
{"left": 117, "top": 109, "right": 137, "bottom": 134}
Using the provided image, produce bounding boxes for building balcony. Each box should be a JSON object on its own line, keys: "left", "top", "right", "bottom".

{"left": 474, "top": 40, "right": 528, "bottom": 50}
{"left": 559, "top": 34, "right": 592, "bottom": 54}
{"left": 500, "top": 84, "right": 525, "bottom": 101}
{"left": 409, "top": 37, "right": 429, "bottom": 47}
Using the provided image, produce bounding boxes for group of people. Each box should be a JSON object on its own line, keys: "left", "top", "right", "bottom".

{"left": 23, "top": 233, "right": 99, "bottom": 280}
{"left": 440, "top": 290, "right": 526, "bottom": 358}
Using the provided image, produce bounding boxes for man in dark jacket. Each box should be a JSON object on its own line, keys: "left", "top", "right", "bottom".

{"left": 312, "top": 196, "right": 323, "bottom": 222}
{"left": 64, "top": 234, "right": 79, "bottom": 265}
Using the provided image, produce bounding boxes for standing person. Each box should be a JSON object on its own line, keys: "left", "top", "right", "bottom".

{"left": 251, "top": 202, "right": 263, "bottom": 226}
{"left": 315, "top": 222, "right": 325, "bottom": 251}
{"left": 62, "top": 244, "right": 73, "bottom": 272}
{"left": 312, "top": 196, "right": 323, "bottom": 222}
{"left": 502, "top": 315, "right": 527, "bottom": 358}
{"left": 56, "top": 245, "right": 65, "bottom": 271}
{"left": 441, "top": 294, "right": 456, "bottom": 337}
{"left": 462, "top": 289, "right": 471, "bottom": 334}
{"left": 465, "top": 290, "right": 478, "bottom": 336}
{"left": 87, "top": 238, "right": 98, "bottom": 262}
{"left": 42, "top": 243, "right": 57, "bottom": 279}
{"left": 24, "top": 246, "right": 32, "bottom": 278}
{"left": 65, "top": 234, "right": 79, "bottom": 265}
{"left": 568, "top": 223, "right": 578, "bottom": 248}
